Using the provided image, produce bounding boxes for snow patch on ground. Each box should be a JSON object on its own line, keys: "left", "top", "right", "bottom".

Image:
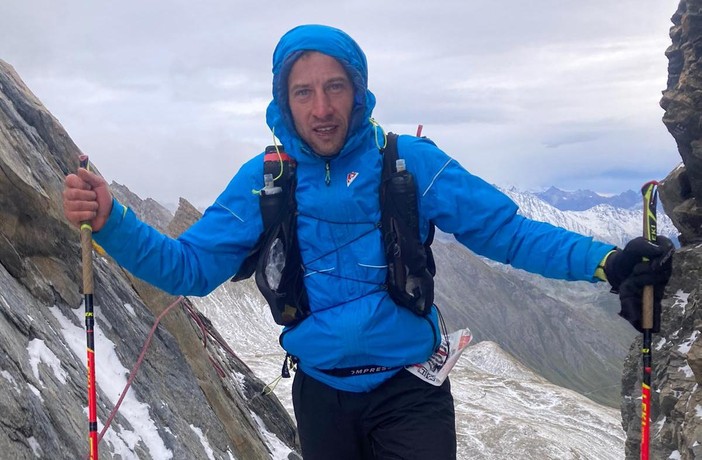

{"left": 49, "top": 305, "right": 173, "bottom": 460}
{"left": 27, "top": 338, "right": 67, "bottom": 386}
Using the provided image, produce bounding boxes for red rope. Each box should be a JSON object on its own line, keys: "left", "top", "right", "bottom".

{"left": 82, "top": 296, "right": 184, "bottom": 460}
{"left": 84, "top": 294, "right": 242, "bottom": 458}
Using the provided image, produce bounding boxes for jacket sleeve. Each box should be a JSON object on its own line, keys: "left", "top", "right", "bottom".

{"left": 402, "top": 137, "right": 614, "bottom": 282}
{"left": 93, "top": 156, "right": 264, "bottom": 296}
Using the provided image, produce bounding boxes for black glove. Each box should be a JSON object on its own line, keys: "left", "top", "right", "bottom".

{"left": 605, "top": 236, "right": 674, "bottom": 333}
{"left": 603, "top": 236, "right": 674, "bottom": 293}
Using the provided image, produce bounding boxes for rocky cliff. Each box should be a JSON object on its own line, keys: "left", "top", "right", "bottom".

{"left": 0, "top": 59, "right": 299, "bottom": 459}
{"left": 620, "top": 1, "right": 702, "bottom": 458}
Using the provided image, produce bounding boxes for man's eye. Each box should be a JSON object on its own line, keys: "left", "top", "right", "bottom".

{"left": 294, "top": 89, "right": 310, "bottom": 98}
{"left": 328, "top": 82, "right": 346, "bottom": 92}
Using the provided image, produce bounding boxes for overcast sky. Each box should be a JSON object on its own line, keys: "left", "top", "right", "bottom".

{"left": 2, "top": 0, "right": 682, "bottom": 208}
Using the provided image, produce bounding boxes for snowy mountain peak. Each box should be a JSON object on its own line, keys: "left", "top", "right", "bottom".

{"left": 500, "top": 187, "right": 678, "bottom": 248}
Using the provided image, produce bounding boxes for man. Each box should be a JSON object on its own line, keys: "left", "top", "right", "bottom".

{"left": 64, "top": 24, "right": 673, "bottom": 459}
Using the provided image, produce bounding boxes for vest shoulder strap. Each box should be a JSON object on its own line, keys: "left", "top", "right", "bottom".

{"left": 380, "top": 132, "right": 436, "bottom": 316}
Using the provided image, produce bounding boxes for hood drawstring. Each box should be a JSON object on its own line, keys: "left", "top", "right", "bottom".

{"left": 325, "top": 161, "right": 331, "bottom": 186}
{"left": 370, "top": 117, "right": 387, "bottom": 150}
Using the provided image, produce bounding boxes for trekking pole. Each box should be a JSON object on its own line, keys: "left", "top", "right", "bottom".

{"left": 640, "top": 180, "right": 659, "bottom": 460}
{"left": 79, "top": 155, "right": 99, "bottom": 459}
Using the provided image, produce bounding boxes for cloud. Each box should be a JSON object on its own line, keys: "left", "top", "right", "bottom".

{"left": 1, "top": 0, "right": 682, "bottom": 207}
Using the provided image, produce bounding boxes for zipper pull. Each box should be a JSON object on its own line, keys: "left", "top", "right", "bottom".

{"left": 325, "top": 160, "right": 331, "bottom": 186}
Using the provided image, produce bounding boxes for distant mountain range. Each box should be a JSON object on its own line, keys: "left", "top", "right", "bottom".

{"left": 497, "top": 186, "right": 678, "bottom": 248}
{"left": 534, "top": 186, "right": 643, "bottom": 211}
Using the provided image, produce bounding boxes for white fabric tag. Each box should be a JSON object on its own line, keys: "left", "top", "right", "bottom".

{"left": 406, "top": 328, "right": 473, "bottom": 386}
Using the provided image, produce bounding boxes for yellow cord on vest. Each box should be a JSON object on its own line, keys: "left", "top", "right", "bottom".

{"left": 370, "top": 118, "right": 387, "bottom": 150}
{"left": 269, "top": 128, "right": 285, "bottom": 183}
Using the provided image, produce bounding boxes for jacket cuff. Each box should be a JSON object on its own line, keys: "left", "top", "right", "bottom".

{"left": 593, "top": 249, "right": 617, "bottom": 282}
{"left": 94, "top": 197, "right": 128, "bottom": 238}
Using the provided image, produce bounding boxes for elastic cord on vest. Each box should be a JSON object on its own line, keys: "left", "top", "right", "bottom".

{"left": 232, "top": 133, "right": 436, "bottom": 326}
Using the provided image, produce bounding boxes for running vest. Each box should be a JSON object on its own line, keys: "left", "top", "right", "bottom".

{"left": 232, "top": 133, "right": 436, "bottom": 325}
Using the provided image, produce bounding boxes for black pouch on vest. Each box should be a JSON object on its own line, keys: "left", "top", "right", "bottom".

{"left": 232, "top": 147, "right": 310, "bottom": 326}
{"left": 253, "top": 212, "right": 310, "bottom": 325}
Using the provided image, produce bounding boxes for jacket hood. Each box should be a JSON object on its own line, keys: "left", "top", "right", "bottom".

{"left": 265, "top": 24, "right": 377, "bottom": 160}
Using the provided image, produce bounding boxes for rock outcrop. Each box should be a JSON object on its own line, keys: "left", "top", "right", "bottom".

{"left": 111, "top": 181, "right": 173, "bottom": 234}
{"left": 621, "top": 1, "right": 702, "bottom": 458}
{"left": 0, "top": 59, "right": 299, "bottom": 459}
{"left": 660, "top": 1, "right": 702, "bottom": 245}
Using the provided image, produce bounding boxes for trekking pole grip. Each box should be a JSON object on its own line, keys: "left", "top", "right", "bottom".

{"left": 79, "top": 155, "right": 94, "bottom": 293}
{"left": 81, "top": 224, "right": 94, "bottom": 293}
{"left": 642, "top": 286, "right": 654, "bottom": 330}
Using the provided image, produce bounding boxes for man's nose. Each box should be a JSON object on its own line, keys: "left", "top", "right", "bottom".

{"left": 311, "top": 92, "right": 333, "bottom": 118}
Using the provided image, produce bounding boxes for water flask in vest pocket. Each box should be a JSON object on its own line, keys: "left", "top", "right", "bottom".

{"left": 254, "top": 146, "right": 310, "bottom": 325}
{"left": 260, "top": 145, "right": 293, "bottom": 229}
{"left": 383, "top": 158, "right": 434, "bottom": 316}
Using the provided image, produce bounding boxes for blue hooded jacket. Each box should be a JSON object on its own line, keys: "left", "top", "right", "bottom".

{"left": 94, "top": 24, "right": 614, "bottom": 392}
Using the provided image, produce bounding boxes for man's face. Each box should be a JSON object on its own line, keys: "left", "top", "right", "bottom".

{"left": 287, "top": 52, "right": 354, "bottom": 157}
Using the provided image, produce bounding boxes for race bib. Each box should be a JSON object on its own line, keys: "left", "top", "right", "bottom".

{"left": 406, "top": 328, "right": 473, "bottom": 386}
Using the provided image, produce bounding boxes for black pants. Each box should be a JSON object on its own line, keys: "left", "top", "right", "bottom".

{"left": 292, "top": 368, "right": 457, "bottom": 460}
